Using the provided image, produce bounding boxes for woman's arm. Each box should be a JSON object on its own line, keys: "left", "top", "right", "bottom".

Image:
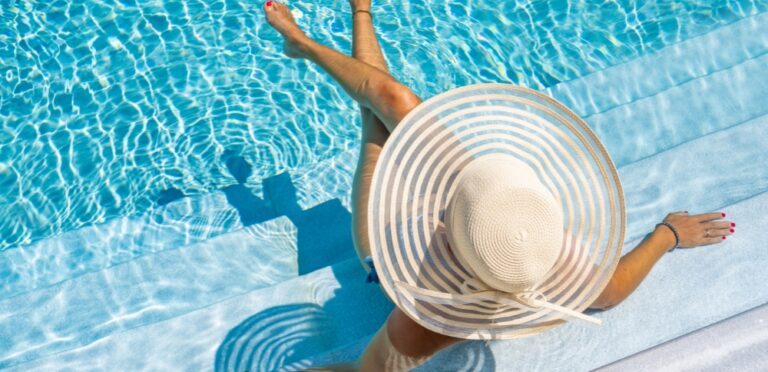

{"left": 589, "top": 224, "right": 675, "bottom": 309}
{"left": 590, "top": 211, "right": 735, "bottom": 310}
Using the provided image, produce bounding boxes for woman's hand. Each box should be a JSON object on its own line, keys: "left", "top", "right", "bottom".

{"left": 659, "top": 211, "right": 735, "bottom": 249}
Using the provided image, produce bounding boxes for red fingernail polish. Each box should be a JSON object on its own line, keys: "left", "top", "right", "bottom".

{"left": 731, "top": 222, "right": 736, "bottom": 227}
{"left": 722, "top": 213, "right": 726, "bottom": 217}
{"left": 730, "top": 229, "right": 735, "bottom": 233}
{"left": 722, "top": 236, "right": 726, "bottom": 240}
{"left": 266, "top": 1, "right": 273, "bottom": 6}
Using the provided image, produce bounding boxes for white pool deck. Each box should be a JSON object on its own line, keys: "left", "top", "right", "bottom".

{"left": 599, "top": 303, "right": 768, "bottom": 371}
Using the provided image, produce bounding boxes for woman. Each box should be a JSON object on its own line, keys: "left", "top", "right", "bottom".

{"left": 263, "top": 1, "right": 736, "bottom": 370}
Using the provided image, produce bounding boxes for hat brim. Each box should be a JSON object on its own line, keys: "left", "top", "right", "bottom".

{"left": 367, "top": 84, "right": 625, "bottom": 340}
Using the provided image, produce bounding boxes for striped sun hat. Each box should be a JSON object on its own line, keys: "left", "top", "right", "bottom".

{"left": 368, "top": 84, "right": 625, "bottom": 339}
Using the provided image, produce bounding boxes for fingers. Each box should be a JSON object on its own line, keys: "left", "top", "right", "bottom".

{"left": 699, "top": 236, "right": 726, "bottom": 246}
{"left": 701, "top": 218, "right": 736, "bottom": 239}
{"left": 703, "top": 227, "right": 733, "bottom": 238}
{"left": 703, "top": 220, "right": 733, "bottom": 230}
{"left": 692, "top": 212, "right": 726, "bottom": 222}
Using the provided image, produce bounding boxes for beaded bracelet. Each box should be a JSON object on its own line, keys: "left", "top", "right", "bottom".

{"left": 655, "top": 222, "right": 680, "bottom": 252}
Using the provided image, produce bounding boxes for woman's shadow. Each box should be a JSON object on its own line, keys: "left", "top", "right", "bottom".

{"left": 159, "top": 151, "right": 355, "bottom": 274}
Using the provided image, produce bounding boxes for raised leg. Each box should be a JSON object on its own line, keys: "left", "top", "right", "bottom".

{"left": 349, "top": 0, "right": 394, "bottom": 264}
{"left": 264, "top": 1, "right": 421, "bottom": 132}
{"left": 265, "top": 1, "right": 422, "bottom": 264}
{"left": 350, "top": 0, "right": 389, "bottom": 72}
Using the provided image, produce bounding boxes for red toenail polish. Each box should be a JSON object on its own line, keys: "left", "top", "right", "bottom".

{"left": 722, "top": 236, "right": 726, "bottom": 240}
{"left": 731, "top": 222, "right": 736, "bottom": 227}
{"left": 722, "top": 213, "right": 726, "bottom": 217}
{"left": 730, "top": 229, "right": 735, "bottom": 233}
{"left": 266, "top": 1, "right": 273, "bottom": 6}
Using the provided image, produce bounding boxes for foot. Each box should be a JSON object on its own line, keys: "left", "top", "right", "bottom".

{"left": 264, "top": 1, "right": 308, "bottom": 58}
{"left": 349, "top": 0, "right": 372, "bottom": 12}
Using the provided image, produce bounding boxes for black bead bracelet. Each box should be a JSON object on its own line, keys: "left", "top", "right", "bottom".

{"left": 656, "top": 222, "right": 680, "bottom": 252}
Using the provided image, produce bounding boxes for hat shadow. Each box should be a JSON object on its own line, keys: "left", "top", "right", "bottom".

{"left": 212, "top": 262, "right": 393, "bottom": 371}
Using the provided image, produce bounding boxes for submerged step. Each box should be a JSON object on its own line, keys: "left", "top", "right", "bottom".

{"left": 0, "top": 147, "right": 360, "bottom": 299}
{"left": 0, "top": 218, "right": 298, "bottom": 369}
{"left": 548, "top": 12, "right": 768, "bottom": 118}
{"left": 0, "top": 191, "right": 242, "bottom": 298}
{"left": 547, "top": 12, "right": 768, "bottom": 168}
{"left": 584, "top": 52, "right": 768, "bottom": 168}
{"left": 0, "top": 148, "right": 364, "bottom": 369}
{"left": 5, "top": 257, "right": 393, "bottom": 372}
{"left": 619, "top": 112, "right": 768, "bottom": 242}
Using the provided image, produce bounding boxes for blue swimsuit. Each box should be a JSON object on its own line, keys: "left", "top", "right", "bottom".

{"left": 364, "top": 256, "right": 380, "bottom": 284}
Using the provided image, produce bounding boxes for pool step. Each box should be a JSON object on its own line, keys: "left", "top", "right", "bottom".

{"left": 548, "top": 12, "right": 768, "bottom": 118}
{"left": 0, "top": 148, "right": 359, "bottom": 300}
{"left": 548, "top": 12, "right": 768, "bottom": 167}
{"left": 4, "top": 257, "right": 393, "bottom": 372}
{"left": 620, "top": 112, "right": 768, "bottom": 243}
{"left": 0, "top": 217, "right": 299, "bottom": 369}
{"left": 10, "top": 187, "right": 768, "bottom": 371}
{"left": 0, "top": 191, "right": 242, "bottom": 298}
{"left": 0, "top": 149, "right": 362, "bottom": 369}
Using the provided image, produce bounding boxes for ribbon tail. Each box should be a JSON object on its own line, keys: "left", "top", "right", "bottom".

{"left": 529, "top": 299, "right": 602, "bottom": 326}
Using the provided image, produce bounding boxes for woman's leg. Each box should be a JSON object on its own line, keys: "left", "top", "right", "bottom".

{"left": 264, "top": 1, "right": 421, "bottom": 132}
{"left": 350, "top": 0, "right": 389, "bottom": 73}
{"left": 348, "top": 0, "right": 394, "bottom": 264}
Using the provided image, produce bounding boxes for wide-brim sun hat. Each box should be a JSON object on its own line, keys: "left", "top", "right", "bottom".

{"left": 368, "top": 84, "right": 625, "bottom": 340}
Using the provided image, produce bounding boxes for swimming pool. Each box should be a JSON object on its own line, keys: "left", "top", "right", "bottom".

{"left": 1, "top": 0, "right": 767, "bottom": 370}
{"left": 2, "top": 0, "right": 764, "bottom": 250}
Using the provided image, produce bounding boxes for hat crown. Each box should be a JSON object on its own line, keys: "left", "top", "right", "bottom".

{"left": 446, "top": 155, "right": 564, "bottom": 293}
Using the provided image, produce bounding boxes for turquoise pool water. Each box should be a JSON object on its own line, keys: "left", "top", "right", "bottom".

{"left": 1, "top": 0, "right": 766, "bottom": 251}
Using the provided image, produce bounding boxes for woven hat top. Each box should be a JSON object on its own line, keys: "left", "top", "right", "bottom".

{"left": 446, "top": 155, "right": 564, "bottom": 294}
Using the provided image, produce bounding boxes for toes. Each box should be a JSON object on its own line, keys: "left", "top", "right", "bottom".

{"left": 264, "top": 1, "right": 281, "bottom": 12}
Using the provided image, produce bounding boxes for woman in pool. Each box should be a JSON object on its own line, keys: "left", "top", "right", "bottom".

{"left": 263, "top": 1, "right": 735, "bottom": 370}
